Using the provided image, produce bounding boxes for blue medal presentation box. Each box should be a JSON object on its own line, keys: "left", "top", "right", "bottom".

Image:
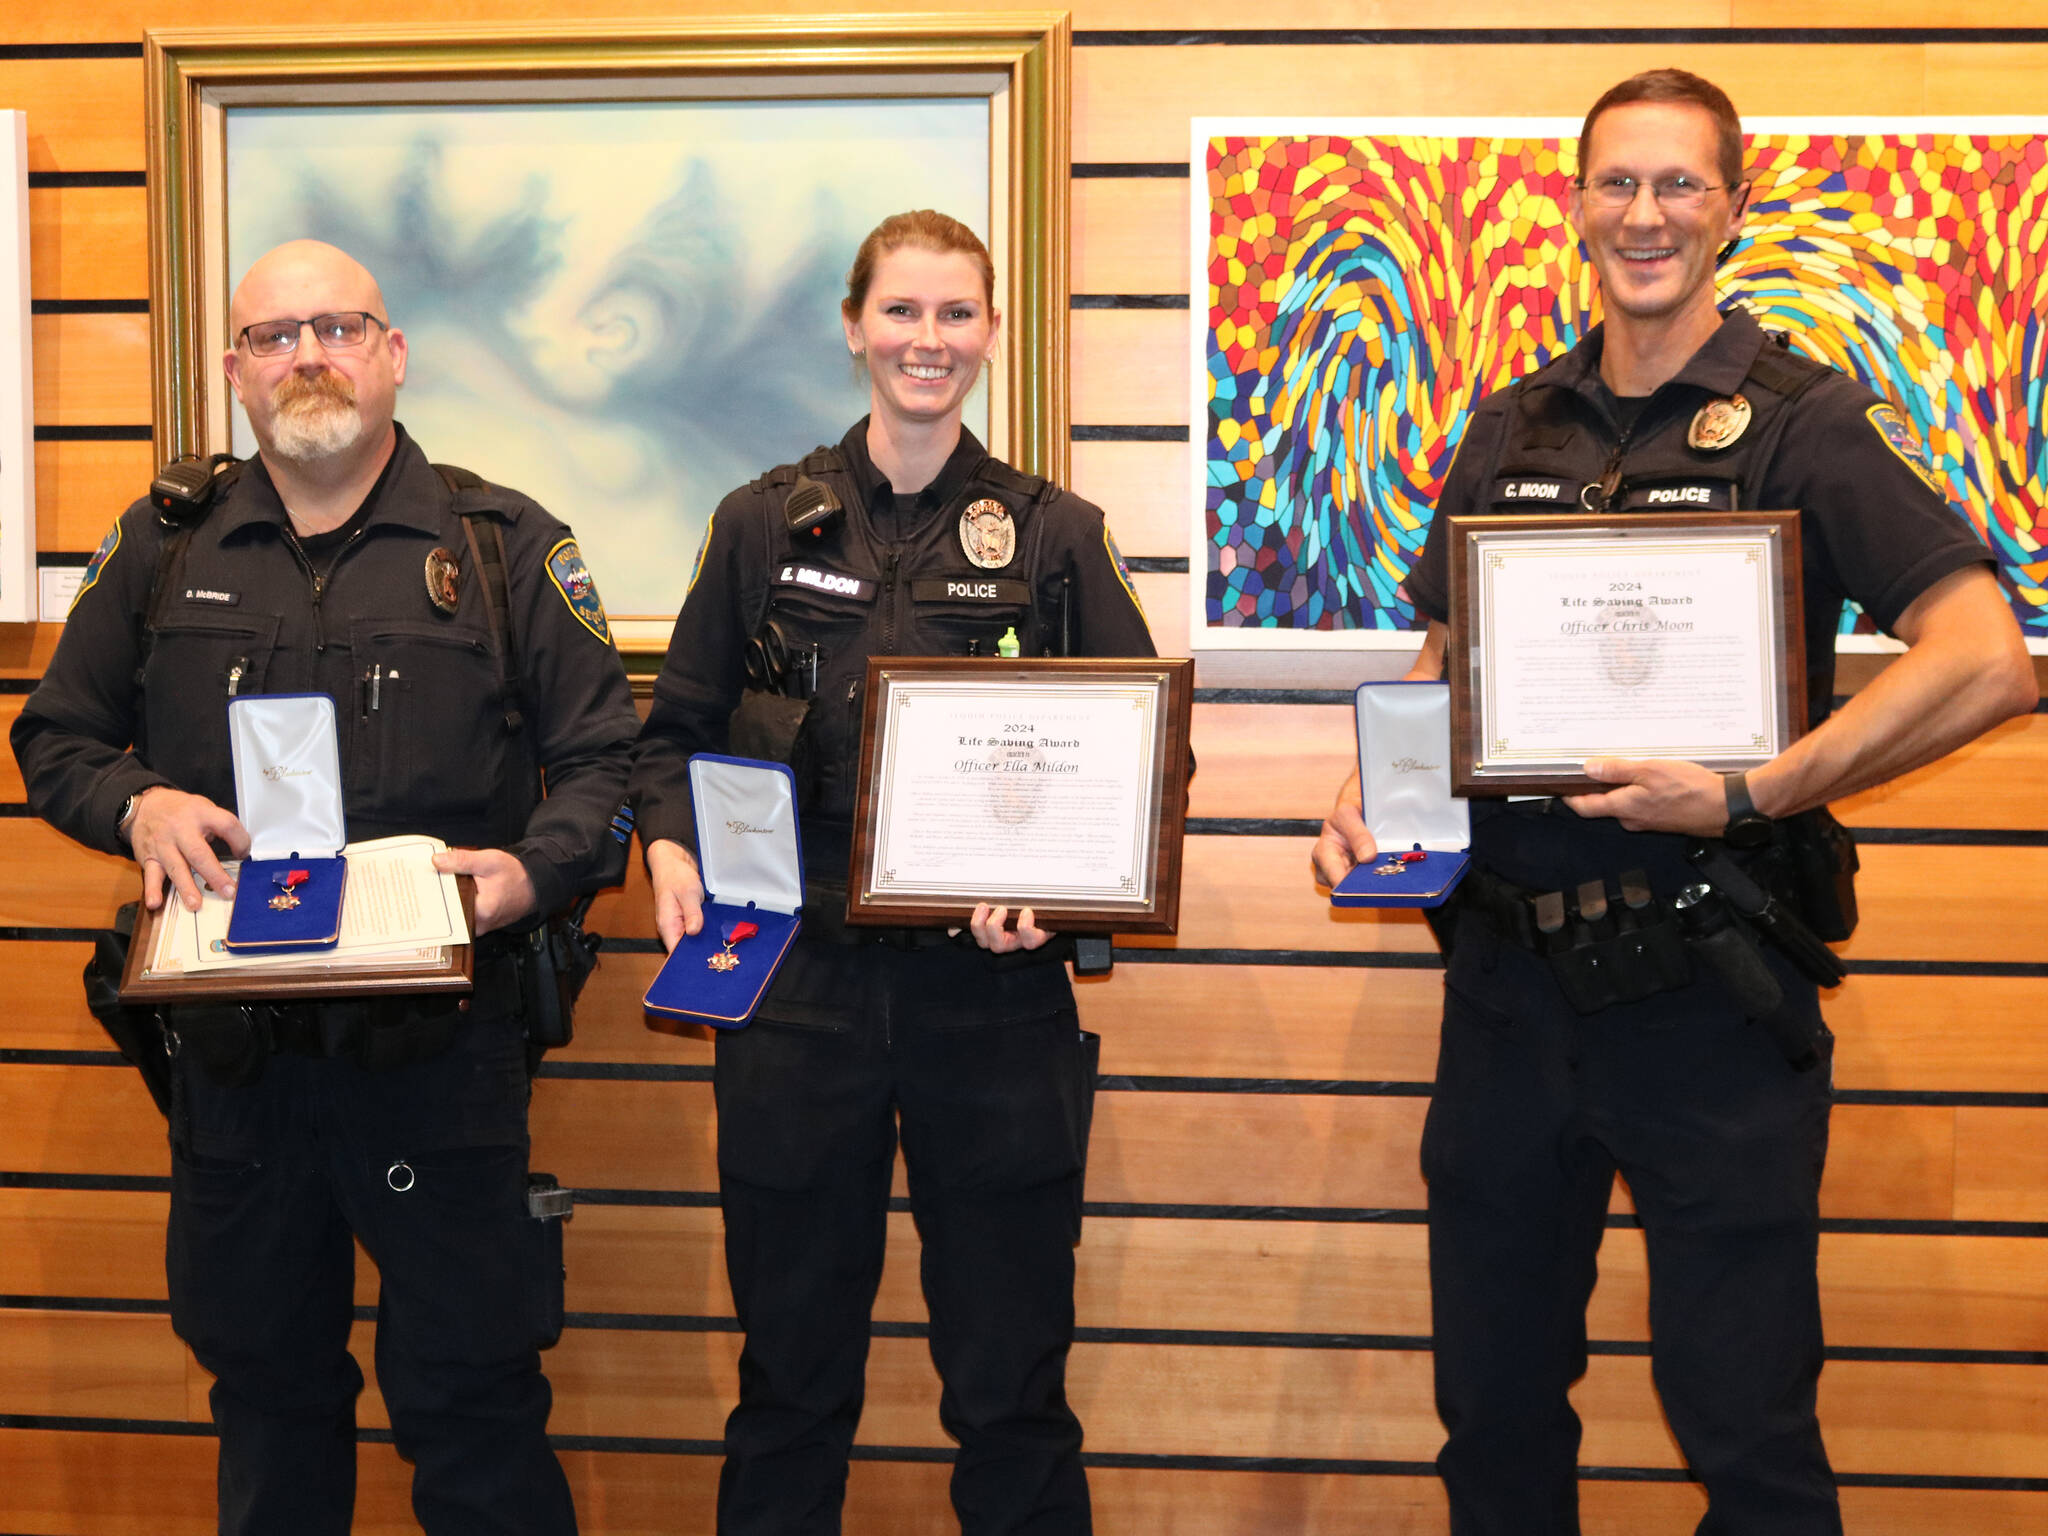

{"left": 643, "top": 755, "right": 804, "bottom": 1029}
{"left": 1331, "top": 681, "right": 1472, "bottom": 909}
{"left": 222, "top": 693, "right": 349, "bottom": 951}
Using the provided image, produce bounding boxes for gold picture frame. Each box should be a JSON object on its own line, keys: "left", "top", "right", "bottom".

{"left": 144, "top": 15, "right": 1071, "bottom": 649}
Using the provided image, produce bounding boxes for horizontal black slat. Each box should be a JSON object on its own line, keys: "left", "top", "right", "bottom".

{"left": 1070, "top": 424, "right": 1188, "bottom": 442}
{"left": 0, "top": 43, "right": 144, "bottom": 58}
{"left": 24, "top": 171, "right": 146, "bottom": 189}
{"left": 32, "top": 425, "right": 152, "bottom": 441}
{"left": 1071, "top": 293, "right": 1189, "bottom": 309}
{"left": 29, "top": 299, "right": 147, "bottom": 314}
{"left": 1071, "top": 162, "right": 1189, "bottom": 179}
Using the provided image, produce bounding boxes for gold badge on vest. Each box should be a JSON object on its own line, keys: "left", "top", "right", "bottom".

{"left": 958, "top": 498, "right": 1016, "bottom": 570}
{"left": 1688, "top": 393, "right": 1751, "bottom": 452}
{"left": 424, "top": 547, "right": 461, "bottom": 614}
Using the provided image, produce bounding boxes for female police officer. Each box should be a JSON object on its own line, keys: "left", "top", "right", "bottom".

{"left": 630, "top": 210, "right": 1156, "bottom": 1534}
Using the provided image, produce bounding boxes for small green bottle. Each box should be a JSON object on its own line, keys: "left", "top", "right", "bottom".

{"left": 996, "top": 625, "right": 1021, "bottom": 658}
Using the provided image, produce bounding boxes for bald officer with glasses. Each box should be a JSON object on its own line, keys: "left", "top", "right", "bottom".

{"left": 1312, "top": 70, "right": 2033, "bottom": 1536}
{"left": 13, "top": 239, "right": 639, "bottom": 1535}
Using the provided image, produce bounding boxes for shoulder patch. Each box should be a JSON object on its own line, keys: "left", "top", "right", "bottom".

{"left": 1865, "top": 403, "right": 1947, "bottom": 499}
{"left": 69, "top": 519, "right": 123, "bottom": 614}
{"left": 1104, "top": 528, "right": 1145, "bottom": 619}
{"left": 546, "top": 538, "right": 611, "bottom": 644}
{"left": 685, "top": 512, "right": 715, "bottom": 601}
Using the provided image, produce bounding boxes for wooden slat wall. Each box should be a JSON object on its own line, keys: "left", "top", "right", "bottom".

{"left": 5, "top": 4, "right": 2045, "bottom": 1532}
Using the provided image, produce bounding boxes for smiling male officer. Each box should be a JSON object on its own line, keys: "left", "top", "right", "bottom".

{"left": 1312, "top": 70, "right": 2036, "bottom": 1534}
{"left": 13, "top": 239, "right": 638, "bottom": 1534}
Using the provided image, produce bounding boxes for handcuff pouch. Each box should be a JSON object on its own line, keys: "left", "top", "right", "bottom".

{"left": 1331, "top": 681, "right": 1472, "bottom": 909}
{"left": 643, "top": 754, "right": 804, "bottom": 1031}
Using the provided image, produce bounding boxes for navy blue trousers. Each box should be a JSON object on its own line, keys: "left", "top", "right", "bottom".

{"left": 712, "top": 938, "right": 1098, "bottom": 1536}
{"left": 166, "top": 971, "right": 575, "bottom": 1536}
{"left": 1425, "top": 919, "right": 1839, "bottom": 1536}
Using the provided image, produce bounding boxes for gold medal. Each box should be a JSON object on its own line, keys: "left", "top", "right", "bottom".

{"left": 1688, "top": 393, "right": 1751, "bottom": 452}
{"left": 958, "top": 498, "right": 1016, "bottom": 570}
{"left": 425, "top": 547, "right": 461, "bottom": 614}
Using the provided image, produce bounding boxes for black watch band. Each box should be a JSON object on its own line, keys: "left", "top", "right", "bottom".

{"left": 1722, "top": 771, "right": 1774, "bottom": 850}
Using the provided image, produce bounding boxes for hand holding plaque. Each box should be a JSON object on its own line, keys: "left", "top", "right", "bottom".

{"left": 1446, "top": 511, "right": 1806, "bottom": 796}
{"left": 847, "top": 658, "right": 1194, "bottom": 933}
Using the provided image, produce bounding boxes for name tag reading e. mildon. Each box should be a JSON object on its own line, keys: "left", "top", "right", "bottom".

{"left": 847, "top": 657, "right": 1194, "bottom": 934}
{"left": 1445, "top": 510, "right": 1807, "bottom": 797}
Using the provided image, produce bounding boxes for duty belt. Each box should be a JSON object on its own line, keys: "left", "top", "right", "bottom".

{"left": 1455, "top": 865, "right": 1693, "bottom": 1014}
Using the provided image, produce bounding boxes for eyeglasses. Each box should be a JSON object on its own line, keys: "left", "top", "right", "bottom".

{"left": 236, "top": 312, "right": 390, "bottom": 357}
{"left": 1576, "top": 175, "right": 1741, "bottom": 210}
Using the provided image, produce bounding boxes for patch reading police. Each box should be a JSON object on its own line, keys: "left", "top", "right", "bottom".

{"left": 424, "top": 547, "right": 461, "bottom": 615}
{"left": 1104, "top": 528, "right": 1145, "bottom": 617}
{"left": 1621, "top": 481, "right": 1736, "bottom": 512}
{"left": 69, "top": 519, "right": 122, "bottom": 614}
{"left": 959, "top": 498, "right": 1016, "bottom": 570}
{"left": 1688, "top": 393, "right": 1752, "bottom": 452}
{"left": 546, "top": 538, "right": 611, "bottom": 644}
{"left": 1865, "top": 403, "right": 1947, "bottom": 497}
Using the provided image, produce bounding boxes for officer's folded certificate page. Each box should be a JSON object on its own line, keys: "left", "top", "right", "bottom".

{"left": 145, "top": 834, "right": 469, "bottom": 976}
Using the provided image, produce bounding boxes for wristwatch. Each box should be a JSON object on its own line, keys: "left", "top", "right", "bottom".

{"left": 1721, "top": 771, "right": 1775, "bottom": 850}
{"left": 116, "top": 792, "right": 142, "bottom": 845}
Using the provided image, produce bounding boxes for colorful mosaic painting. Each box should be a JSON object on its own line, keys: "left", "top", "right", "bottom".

{"left": 1195, "top": 122, "right": 2048, "bottom": 646}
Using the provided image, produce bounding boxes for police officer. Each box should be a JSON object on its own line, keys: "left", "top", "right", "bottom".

{"left": 12, "top": 239, "right": 640, "bottom": 1534}
{"left": 1311, "top": 72, "right": 2036, "bottom": 1535}
{"left": 632, "top": 210, "right": 1155, "bottom": 1534}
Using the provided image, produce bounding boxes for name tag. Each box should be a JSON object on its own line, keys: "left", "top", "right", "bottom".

{"left": 1493, "top": 476, "right": 1578, "bottom": 505}
{"left": 184, "top": 587, "right": 240, "bottom": 606}
{"left": 772, "top": 564, "right": 874, "bottom": 602}
{"left": 1622, "top": 481, "right": 1736, "bottom": 511}
{"left": 911, "top": 577, "right": 1031, "bottom": 605}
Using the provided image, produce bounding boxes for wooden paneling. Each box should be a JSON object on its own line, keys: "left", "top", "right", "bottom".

{"left": 32, "top": 311, "right": 153, "bottom": 426}
{"left": 1072, "top": 177, "right": 1189, "bottom": 295}
{"left": 7, "top": 1176, "right": 2046, "bottom": 1354}
{"left": 14, "top": 1052, "right": 2022, "bottom": 1230}
{"left": 1071, "top": 307, "right": 1186, "bottom": 425}
{"left": 14, "top": 821, "right": 2048, "bottom": 966}
{"left": 2, "top": 0, "right": 1731, "bottom": 47}
{"left": 28, "top": 186, "right": 150, "bottom": 301}
{"left": 1924, "top": 43, "right": 2048, "bottom": 109}
{"left": 0, "top": 61, "right": 143, "bottom": 172}
{"left": 1075, "top": 46, "right": 1938, "bottom": 164}
{"left": 1067, "top": 437, "right": 1187, "bottom": 557}
{"left": 0, "top": 1309, "right": 190, "bottom": 1420}
{"left": 0, "top": 1427, "right": 2041, "bottom": 1536}
{"left": 1955, "top": 1104, "right": 2048, "bottom": 1223}
{"left": 36, "top": 440, "right": 157, "bottom": 553}
{"left": 11, "top": 1312, "right": 2033, "bottom": 1476}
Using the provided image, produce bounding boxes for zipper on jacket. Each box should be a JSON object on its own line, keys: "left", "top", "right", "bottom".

{"left": 880, "top": 549, "right": 902, "bottom": 653}
{"left": 280, "top": 525, "right": 365, "bottom": 654}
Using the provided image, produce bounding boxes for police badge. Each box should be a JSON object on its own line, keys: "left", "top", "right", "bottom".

{"left": 424, "top": 547, "right": 461, "bottom": 614}
{"left": 1688, "top": 393, "right": 1751, "bottom": 451}
{"left": 959, "top": 498, "right": 1016, "bottom": 570}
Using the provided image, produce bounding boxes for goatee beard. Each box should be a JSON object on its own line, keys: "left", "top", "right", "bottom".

{"left": 267, "top": 370, "right": 364, "bottom": 461}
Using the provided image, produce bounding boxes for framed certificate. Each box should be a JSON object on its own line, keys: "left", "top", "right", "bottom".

{"left": 1447, "top": 511, "right": 1805, "bottom": 797}
{"left": 847, "top": 657, "right": 1195, "bottom": 933}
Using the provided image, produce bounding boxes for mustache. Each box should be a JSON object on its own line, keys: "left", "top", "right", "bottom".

{"left": 272, "top": 369, "right": 357, "bottom": 415}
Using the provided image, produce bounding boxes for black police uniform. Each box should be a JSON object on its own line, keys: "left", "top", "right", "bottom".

{"left": 11, "top": 427, "right": 640, "bottom": 1536}
{"left": 632, "top": 420, "right": 1156, "bottom": 1535}
{"left": 1400, "top": 308, "right": 1995, "bottom": 1536}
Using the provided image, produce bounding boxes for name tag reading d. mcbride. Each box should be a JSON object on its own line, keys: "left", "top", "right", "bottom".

{"left": 846, "top": 656, "right": 1194, "bottom": 935}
